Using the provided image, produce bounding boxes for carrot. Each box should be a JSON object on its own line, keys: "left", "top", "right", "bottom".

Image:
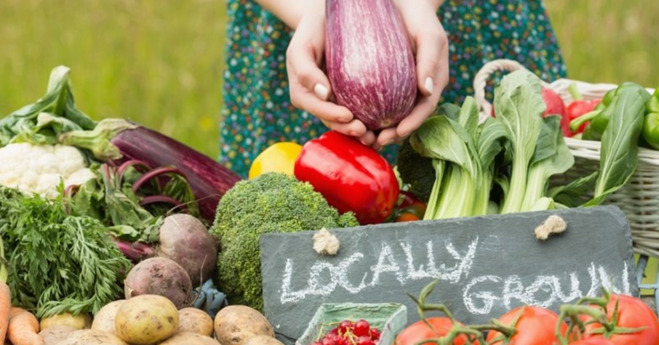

{"left": 0, "top": 233, "right": 10, "bottom": 344}
{"left": 0, "top": 283, "right": 9, "bottom": 343}
{"left": 7, "top": 307, "right": 44, "bottom": 345}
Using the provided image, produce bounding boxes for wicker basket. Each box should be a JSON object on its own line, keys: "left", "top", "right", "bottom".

{"left": 473, "top": 59, "right": 659, "bottom": 257}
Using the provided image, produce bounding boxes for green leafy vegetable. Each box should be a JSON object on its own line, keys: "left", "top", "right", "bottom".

{"left": 0, "top": 186, "right": 131, "bottom": 318}
{"left": 521, "top": 115, "right": 574, "bottom": 209}
{"left": 408, "top": 71, "right": 572, "bottom": 220}
{"left": 585, "top": 84, "right": 651, "bottom": 206}
{"left": 493, "top": 70, "right": 545, "bottom": 213}
{"left": 0, "top": 66, "right": 96, "bottom": 147}
{"left": 410, "top": 109, "right": 479, "bottom": 219}
{"left": 552, "top": 82, "right": 651, "bottom": 207}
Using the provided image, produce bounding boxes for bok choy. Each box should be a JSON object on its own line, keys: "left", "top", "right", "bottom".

{"left": 408, "top": 70, "right": 574, "bottom": 219}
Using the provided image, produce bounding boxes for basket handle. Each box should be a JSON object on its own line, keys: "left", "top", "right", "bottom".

{"left": 473, "top": 59, "right": 550, "bottom": 122}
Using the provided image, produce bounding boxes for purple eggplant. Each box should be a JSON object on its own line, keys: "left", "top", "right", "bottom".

{"left": 325, "top": 0, "right": 417, "bottom": 130}
{"left": 59, "top": 119, "right": 242, "bottom": 223}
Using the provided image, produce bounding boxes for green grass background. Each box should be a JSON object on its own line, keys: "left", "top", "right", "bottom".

{"left": 0, "top": 0, "right": 658, "bottom": 291}
{"left": 1, "top": 0, "right": 657, "bottom": 158}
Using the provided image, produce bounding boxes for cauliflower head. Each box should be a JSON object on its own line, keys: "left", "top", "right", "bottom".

{"left": 0, "top": 143, "right": 95, "bottom": 199}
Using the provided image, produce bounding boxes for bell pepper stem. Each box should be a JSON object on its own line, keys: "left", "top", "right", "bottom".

{"left": 568, "top": 83, "right": 583, "bottom": 101}
{"left": 569, "top": 110, "right": 599, "bottom": 133}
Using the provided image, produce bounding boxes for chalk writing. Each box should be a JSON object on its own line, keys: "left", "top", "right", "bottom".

{"left": 260, "top": 206, "right": 637, "bottom": 344}
{"left": 280, "top": 237, "right": 478, "bottom": 303}
{"left": 461, "top": 262, "right": 631, "bottom": 314}
{"left": 279, "top": 237, "right": 631, "bottom": 312}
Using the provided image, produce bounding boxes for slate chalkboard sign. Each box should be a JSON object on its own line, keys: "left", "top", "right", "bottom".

{"left": 259, "top": 206, "right": 637, "bottom": 344}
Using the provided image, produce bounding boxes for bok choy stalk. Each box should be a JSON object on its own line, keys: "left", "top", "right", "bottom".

{"left": 520, "top": 115, "right": 574, "bottom": 211}
{"left": 410, "top": 97, "right": 500, "bottom": 219}
{"left": 494, "top": 70, "right": 545, "bottom": 214}
{"left": 411, "top": 113, "right": 478, "bottom": 220}
{"left": 474, "top": 117, "right": 508, "bottom": 214}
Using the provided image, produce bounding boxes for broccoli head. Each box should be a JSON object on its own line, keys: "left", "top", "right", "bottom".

{"left": 395, "top": 137, "right": 435, "bottom": 202}
{"left": 209, "top": 172, "right": 359, "bottom": 311}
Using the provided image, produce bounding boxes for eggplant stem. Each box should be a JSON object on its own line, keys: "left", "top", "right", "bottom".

{"left": 132, "top": 166, "right": 187, "bottom": 194}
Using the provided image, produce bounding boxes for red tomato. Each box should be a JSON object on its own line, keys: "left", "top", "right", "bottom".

{"left": 393, "top": 191, "right": 426, "bottom": 222}
{"left": 486, "top": 306, "right": 568, "bottom": 345}
{"left": 394, "top": 317, "right": 479, "bottom": 345}
{"left": 581, "top": 294, "right": 659, "bottom": 345}
{"left": 569, "top": 337, "right": 614, "bottom": 345}
{"left": 395, "top": 213, "right": 420, "bottom": 222}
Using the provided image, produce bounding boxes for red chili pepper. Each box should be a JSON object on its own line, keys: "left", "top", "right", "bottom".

{"left": 293, "top": 130, "right": 399, "bottom": 225}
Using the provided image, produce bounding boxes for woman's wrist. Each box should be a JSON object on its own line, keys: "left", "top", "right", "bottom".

{"left": 394, "top": 0, "right": 444, "bottom": 11}
{"left": 254, "top": 0, "right": 324, "bottom": 30}
{"left": 431, "top": 0, "right": 445, "bottom": 10}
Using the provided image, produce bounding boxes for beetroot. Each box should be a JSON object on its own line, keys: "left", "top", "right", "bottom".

{"left": 124, "top": 257, "right": 194, "bottom": 309}
{"left": 157, "top": 214, "right": 219, "bottom": 286}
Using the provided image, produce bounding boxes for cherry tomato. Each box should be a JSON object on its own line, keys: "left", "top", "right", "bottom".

{"left": 369, "top": 328, "right": 380, "bottom": 341}
{"left": 356, "top": 336, "right": 375, "bottom": 345}
{"left": 353, "top": 319, "right": 370, "bottom": 337}
{"left": 338, "top": 320, "right": 353, "bottom": 334}
{"left": 394, "top": 317, "right": 479, "bottom": 345}
{"left": 581, "top": 294, "right": 659, "bottom": 345}
{"left": 486, "top": 306, "right": 568, "bottom": 345}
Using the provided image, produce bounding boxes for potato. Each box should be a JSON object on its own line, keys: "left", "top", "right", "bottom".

{"left": 177, "top": 307, "right": 214, "bottom": 336}
{"left": 214, "top": 305, "right": 274, "bottom": 345}
{"left": 158, "top": 332, "right": 221, "bottom": 345}
{"left": 244, "top": 335, "right": 285, "bottom": 345}
{"left": 115, "top": 294, "right": 179, "bottom": 345}
{"left": 91, "top": 300, "right": 125, "bottom": 334}
{"left": 57, "top": 329, "right": 128, "bottom": 345}
{"left": 39, "top": 325, "right": 77, "bottom": 345}
{"left": 124, "top": 256, "right": 194, "bottom": 309}
{"left": 40, "top": 312, "right": 92, "bottom": 330}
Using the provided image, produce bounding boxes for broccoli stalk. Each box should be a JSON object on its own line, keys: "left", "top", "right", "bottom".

{"left": 209, "top": 173, "right": 359, "bottom": 311}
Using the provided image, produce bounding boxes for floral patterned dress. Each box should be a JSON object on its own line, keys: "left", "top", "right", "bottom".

{"left": 219, "top": 0, "right": 567, "bottom": 178}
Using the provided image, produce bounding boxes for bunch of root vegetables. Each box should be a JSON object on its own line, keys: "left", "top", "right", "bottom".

{"left": 0, "top": 213, "right": 284, "bottom": 345}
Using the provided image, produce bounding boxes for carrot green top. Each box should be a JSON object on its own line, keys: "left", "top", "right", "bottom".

{"left": 219, "top": 0, "right": 567, "bottom": 178}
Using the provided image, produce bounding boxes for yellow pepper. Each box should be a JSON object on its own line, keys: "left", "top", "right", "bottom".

{"left": 248, "top": 142, "right": 303, "bottom": 179}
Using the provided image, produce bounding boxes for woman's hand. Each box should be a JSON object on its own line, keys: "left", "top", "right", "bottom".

{"left": 286, "top": 0, "right": 448, "bottom": 148}
{"left": 372, "top": 0, "right": 449, "bottom": 149}
{"left": 286, "top": 4, "right": 368, "bottom": 139}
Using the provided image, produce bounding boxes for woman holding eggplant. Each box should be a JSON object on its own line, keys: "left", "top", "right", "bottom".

{"left": 219, "top": 0, "right": 566, "bottom": 178}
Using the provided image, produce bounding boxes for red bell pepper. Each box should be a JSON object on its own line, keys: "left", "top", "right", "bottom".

{"left": 541, "top": 88, "right": 571, "bottom": 137}
{"left": 566, "top": 83, "right": 602, "bottom": 135}
{"left": 293, "top": 130, "right": 399, "bottom": 225}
